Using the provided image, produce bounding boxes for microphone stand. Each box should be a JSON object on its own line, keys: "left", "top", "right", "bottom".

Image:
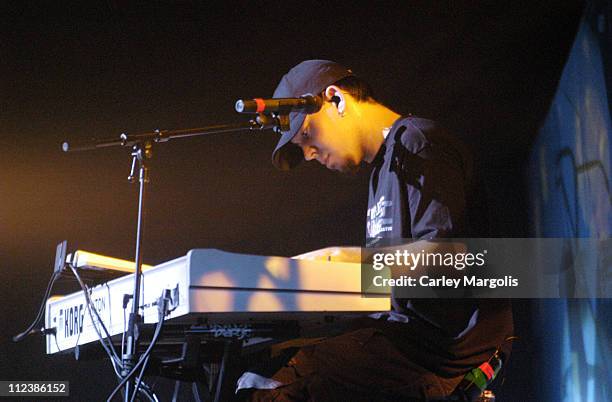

{"left": 62, "top": 114, "right": 284, "bottom": 401}
{"left": 122, "top": 141, "right": 147, "bottom": 402}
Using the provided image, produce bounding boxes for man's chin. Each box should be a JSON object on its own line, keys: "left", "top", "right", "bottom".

{"left": 336, "top": 162, "right": 360, "bottom": 175}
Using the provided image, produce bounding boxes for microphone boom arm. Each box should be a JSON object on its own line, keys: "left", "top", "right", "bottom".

{"left": 62, "top": 114, "right": 284, "bottom": 152}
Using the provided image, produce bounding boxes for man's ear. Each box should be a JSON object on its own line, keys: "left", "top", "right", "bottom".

{"left": 324, "top": 85, "right": 346, "bottom": 115}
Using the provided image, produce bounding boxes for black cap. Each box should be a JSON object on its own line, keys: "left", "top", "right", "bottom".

{"left": 271, "top": 60, "right": 353, "bottom": 170}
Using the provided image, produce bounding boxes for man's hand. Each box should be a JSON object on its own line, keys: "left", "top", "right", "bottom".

{"left": 292, "top": 246, "right": 362, "bottom": 263}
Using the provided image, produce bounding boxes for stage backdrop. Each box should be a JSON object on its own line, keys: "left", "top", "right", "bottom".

{"left": 528, "top": 1, "right": 612, "bottom": 401}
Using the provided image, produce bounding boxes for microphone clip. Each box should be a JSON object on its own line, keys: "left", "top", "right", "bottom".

{"left": 252, "top": 113, "right": 290, "bottom": 133}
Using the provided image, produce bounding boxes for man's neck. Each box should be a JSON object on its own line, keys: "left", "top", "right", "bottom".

{"left": 357, "top": 103, "right": 401, "bottom": 163}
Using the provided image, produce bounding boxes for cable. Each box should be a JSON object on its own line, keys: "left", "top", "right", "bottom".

{"left": 108, "top": 296, "right": 166, "bottom": 402}
{"left": 130, "top": 293, "right": 170, "bottom": 401}
{"left": 122, "top": 304, "right": 127, "bottom": 360}
{"left": 69, "top": 264, "right": 122, "bottom": 371}
{"left": 52, "top": 331, "right": 61, "bottom": 352}
{"left": 130, "top": 354, "right": 150, "bottom": 402}
{"left": 12, "top": 271, "right": 60, "bottom": 342}
{"left": 70, "top": 264, "right": 121, "bottom": 365}
{"left": 495, "top": 335, "right": 520, "bottom": 388}
{"left": 119, "top": 307, "right": 161, "bottom": 402}
{"left": 139, "top": 382, "right": 159, "bottom": 402}
{"left": 136, "top": 381, "right": 159, "bottom": 402}
{"left": 106, "top": 291, "right": 169, "bottom": 402}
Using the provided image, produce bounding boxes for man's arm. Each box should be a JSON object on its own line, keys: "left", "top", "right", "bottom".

{"left": 292, "top": 241, "right": 467, "bottom": 279}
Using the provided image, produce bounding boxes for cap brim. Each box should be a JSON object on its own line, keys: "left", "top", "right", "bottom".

{"left": 271, "top": 112, "right": 306, "bottom": 170}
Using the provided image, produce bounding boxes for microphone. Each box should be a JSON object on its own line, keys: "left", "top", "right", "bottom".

{"left": 235, "top": 95, "right": 322, "bottom": 114}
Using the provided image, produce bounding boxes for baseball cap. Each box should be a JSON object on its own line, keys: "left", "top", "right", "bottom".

{"left": 271, "top": 60, "right": 354, "bottom": 170}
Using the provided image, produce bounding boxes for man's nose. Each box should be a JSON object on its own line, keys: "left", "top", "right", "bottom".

{"left": 303, "top": 146, "right": 318, "bottom": 161}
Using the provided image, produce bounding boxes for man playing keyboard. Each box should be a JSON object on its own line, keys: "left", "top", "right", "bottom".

{"left": 246, "top": 60, "right": 513, "bottom": 402}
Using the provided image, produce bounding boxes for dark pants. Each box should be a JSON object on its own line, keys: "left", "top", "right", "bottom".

{"left": 247, "top": 317, "right": 466, "bottom": 402}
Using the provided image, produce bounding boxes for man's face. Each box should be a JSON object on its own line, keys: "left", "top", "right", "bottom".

{"left": 290, "top": 101, "right": 363, "bottom": 173}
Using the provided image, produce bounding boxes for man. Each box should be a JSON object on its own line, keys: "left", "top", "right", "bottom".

{"left": 247, "top": 60, "right": 513, "bottom": 401}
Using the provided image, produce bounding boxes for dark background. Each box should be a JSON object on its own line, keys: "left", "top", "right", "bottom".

{"left": 0, "top": 1, "right": 584, "bottom": 400}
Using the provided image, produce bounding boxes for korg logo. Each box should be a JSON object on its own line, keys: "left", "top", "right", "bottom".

{"left": 60, "top": 304, "right": 84, "bottom": 338}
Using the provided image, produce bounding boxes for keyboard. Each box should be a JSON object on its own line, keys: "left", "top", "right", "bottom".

{"left": 45, "top": 249, "right": 390, "bottom": 354}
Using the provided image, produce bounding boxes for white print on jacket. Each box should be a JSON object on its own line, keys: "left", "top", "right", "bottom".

{"left": 367, "top": 195, "right": 393, "bottom": 237}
